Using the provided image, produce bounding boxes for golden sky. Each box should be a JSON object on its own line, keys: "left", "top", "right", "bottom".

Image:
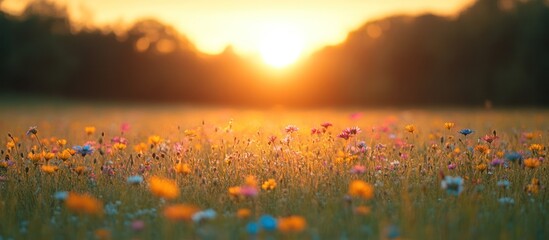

{"left": 1, "top": 0, "right": 474, "bottom": 56}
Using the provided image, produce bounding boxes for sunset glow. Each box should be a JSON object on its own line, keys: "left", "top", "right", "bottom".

{"left": 0, "top": 0, "right": 474, "bottom": 56}
{"left": 259, "top": 24, "right": 304, "bottom": 68}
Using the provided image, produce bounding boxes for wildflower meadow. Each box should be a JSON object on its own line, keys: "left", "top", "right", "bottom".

{"left": 0, "top": 104, "right": 547, "bottom": 239}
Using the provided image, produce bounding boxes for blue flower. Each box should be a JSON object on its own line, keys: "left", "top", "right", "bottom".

{"left": 53, "top": 191, "right": 68, "bottom": 201}
{"left": 127, "top": 175, "right": 144, "bottom": 185}
{"left": 259, "top": 215, "right": 277, "bottom": 231}
{"left": 441, "top": 176, "right": 464, "bottom": 196}
{"left": 192, "top": 209, "right": 217, "bottom": 223}
{"left": 504, "top": 152, "right": 522, "bottom": 163}
{"left": 497, "top": 179, "right": 511, "bottom": 189}
{"left": 73, "top": 144, "right": 94, "bottom": 156}
{"left": 498, "top": 197, "right": 515, "bottom": 205}
{"left": 246, "top": 222, "right": 259, "bottom": 235}
{"left": 458, "top": 129, "right": 474, "bottom": 136}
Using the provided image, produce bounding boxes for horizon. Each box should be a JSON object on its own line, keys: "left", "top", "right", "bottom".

{"left": 1, "top": 0, "right": 474, "bottom": 60}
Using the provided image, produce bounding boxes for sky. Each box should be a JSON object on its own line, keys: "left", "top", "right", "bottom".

{"left": 1, "top": 0, "right": 474, "bottom": 56}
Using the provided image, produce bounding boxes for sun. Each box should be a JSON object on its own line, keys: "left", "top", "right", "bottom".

{"left": 259, "top": 25, "right": 304, "bottom": 68}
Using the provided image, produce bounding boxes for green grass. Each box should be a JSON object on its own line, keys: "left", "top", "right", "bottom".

{"left": 0, "top": 104, "right": 547, "bottom": 239}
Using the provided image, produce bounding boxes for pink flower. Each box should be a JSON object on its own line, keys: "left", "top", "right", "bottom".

{"left": 131, "top": 220, "right": 145, "bottom": 232}
{"left": 120, "top": 123, "right": 131, "bottom": 133}
{"left": 239, "top": 186, "right": 259, "bottom": 197}
{"left": 350, "top": 165, "right": 366, "bottom": 174}
{"left": 321, "top": 122, "right": 333, "bottom": 129}
{"left": 448, "top": 163, "right": 457, "bottom": 170}
{"left": 285, "top": 125, "right": 299, "bottom": 134}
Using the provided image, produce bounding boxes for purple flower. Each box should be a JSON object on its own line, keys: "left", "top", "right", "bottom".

{"left": 490, "top": 158, "right": 505, "bottom": 166}
{"left": 350, "top": 165, "right": 366, "bottom": 174}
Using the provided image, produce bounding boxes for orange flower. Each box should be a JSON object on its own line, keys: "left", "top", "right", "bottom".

{"left": 113, "top": 143, "right": 127, "bottom": 151}
{"left": 65, "top": 192, "right": 103, "bottom": 216}
{"left": 524, "top": 158, "right": 541, "bottom": 169}
{"left": 278, "top": 216, "right": 307, "bottom": 233}
{"left": 444, "top": 122, "right": 455, "bottom": 130}
{"left": 56, "top": 139, "right": 67, "bottom": 147}
{"left": 174, "top": 163, "right": 192, "bottom": 175}
{"left": 404, "top": 124, "right": 415, "bottom": 133}
{"left": 95, "top": 229, "right": 111, "bottom": 240}
{"left": 41, "top": 165, "right": 58, "bottom": 174}
{"left": 148, "top": 135, "right": 162, "bottom": 145}
{"left": 134, "top": 142, "right": 148, "bottom": 153}
{"left": 475, "top": 163, "right": 487, "bottom": 172}
{"left": 163, "top": 204, "right": 200, "bottom": 222}
{"left": 85, "top": 126, "right": 96, "bottom": 135}
{"left": 245, "top": 175, "right": 258, "bottom": 188}
{"left": 529, "top": 144, "right": 543, "bottom": 154}
{"left": 6, "top": 140, "right": 15, "bottom": 150}
{"left": 149, "top": 176, "right": 180, "bottom": 200}
{"left": 354, "top": 205, "right": 371, "bottom": 215}
{"left": 474, "top": 145, "right": 490, "bottom": 154}
{"left": 75, "top": 166, "right": 88, "bottom": 175}
{"left": 261, "top": 179, "right": 277, "bottom": 191}
{"left": 526, "top": 178, "right": 540, "bottom": 194}
{"left": 28, "top": 152, "right": 42, "bottom": 162}
{"left": 236, "top": 208, "right": 252, "bottom": 219}
{"left": 228, "top": 186, "right": 241, "bottom": 198}
{"left": 57, "top": 149, "right": 72, "bottom": 161}
{"left": 43, "top": 152, "right": 55, "bottom": 161}
{"left": 349, "top": 180, "right": 374, "bottom": 200}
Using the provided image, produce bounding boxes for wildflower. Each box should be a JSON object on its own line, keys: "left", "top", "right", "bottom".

{"left": 94, "top": 229, "right": 111, "bottom": 240}
{"left": 57, "top": 149, "right": 72, "bottom": 161}
{"left": 350, "top": 165, "right": 366, "bottom": 174}
{"left": 228, "top": 187, "right": 241, "bottom": 198}
{"left": 240, "top": 186, "right": 259, "bottom": 197}
{"left": 278, "top": 215, "right": 307, "bottom": 233}
{"left": 498, "top": 197, "right": 515, "bottom": 205}
{"left": 481, "top": 134, "right": 497, "bottom": 144}
{"left": 348, "top": 180, "right": 374, "bottom": 200}
{"left": 311, "top": 128, "right": 321, "bottom": 135}
{"left": 53, "top": 191, "right": 69, "bottom": 201}
{"left": 497, "top": 179, "right": 510, "bottom": 189}
{"left": 505, "top": 152, "right": 522, "bottom": 163}
{"left": 163, "top": 204, "right": 200, "bottom": 222}
{"left": 447, "top": 163, "right": 457, "bottom": 170}
{"left": 474, "top": 145, "right": 490, "bottom": 154}
{"left": 475, "top": 163, "right": 487, "bottom": 172}
{"left": 131, "top": 220, "right": 145, "bottom": 232}
{"left": 237, "top": 208, "right": 252, "bottom": 219}
{"left": 337, "top": 131, "right": 350, "bottom": 140}
{"left": 192, "top": 209, "right": 217, "bottom": 223}
{"left": 529, "top": 144, "right": 543, "bottom": 154}
{"left": 113, "top": 143, "right": 127, "bottom": 151}
{"left": 65, "top": 192, "right": 103, "bottom": 216}
{"left": 134, "top": 142, "right": 148, "bottom": 153}
{"left": 148, "top": 135, "right": 162, "bottom": 145}
{"left": 174, "top": 163, "right": 192, "bottom": 175}
{"left": 267, "top": 135, "right": 277, "bottom": 145}
{"left": 246, "top": 222, "right": 260, "bottom": 235}
{"left": 444, "top": 122, "right": 455, "bottom": 130}
{"left": 459, "top": 129, "right": 474, "bottom": 136}
{"left": 84, "top": 126, "right": 96, "bottom": 135}
{"left": 347, "top": 126, "right": 361, "bottom": 135}
{"left": 149, "top": 176, "right": 180, "bottom": 200}
{"left": 526, "top": 178, "right": 540, "bottom": 194}
{"left": 6, "top": 140, "right": 15, "bottom": 149}
{"left": 490, "top": 158, "right": 505, "bottom": 166}
{"left": 321, "top": 122, "right": 333, "bottom": 129}
{"left": 285, "top": 125, "right": 299, "bottom": 134}
{"left": 523, "top": 132, "right": 535, "bottom": 140}
{"left": 245, "top": 175, "right": 258, "bottom": 188}
{"left": 120, "top": 123, "right": 131, "bottom": 133}
{"left": 43, "top": 152, "right": 55, "bottom": 161}
{"left": 127, "top": 175, "right": 144, "bottom": 185}
{"left": 26, "top": 126, "right": 38, "bottom": 136}
{"left": 353, "top": 205, "right": 371, "bottom": 216}
{"left": 41, "top": 165, "right": 58, "bottom": 174}
{"left": 441, "top": 176, "right": 464, "bottom": 196}
{"left": 523, "top": 158, "right": 541, "bottom": 169}
{"left": 73, "top": 144, "right": 94, "bottom": 156}
{"left": 404, "top": 124, "right": 415, "bottom": 133}
{"left": 259, "top": 215, "right": 278, "bottom": 231}
{"left": 28, "top": 152, "right": 42, "bottom": 162}
{"left": 261, "top": 179, "right": 277, "bottom": 191}
{"left": 74, "top": 166, "right": 88, "bottom": 175}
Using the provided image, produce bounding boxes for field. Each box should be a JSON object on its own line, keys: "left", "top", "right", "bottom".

{"left": 0, "top": 103, "right": 547, "bottom": 239}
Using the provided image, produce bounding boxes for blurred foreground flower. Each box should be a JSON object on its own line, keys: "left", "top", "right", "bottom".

{"left": 261, "top": 179, "right": 277, "bottom": 191}
{"left": 524, "top": 158, "right": 541, "bottom": 169}
{"left": 192, "top": 209, "right": 216, "bottom": 223}
{"left": 441, "top": 176, "right": 464, "bottom": 196}
{"left": 348, "top": 180, "right": 374, "bottom": 200}
{"left": 278, "top": 215, "right": 307, "bottom": 233}
{"left": 149, "top": 176, "right": 180, "bottom": 200}
{"left": 65, "top": 192, "right": 103, "bottom": 216}
{"left": 163, "top": 204, "right": 200, "bottom": 222}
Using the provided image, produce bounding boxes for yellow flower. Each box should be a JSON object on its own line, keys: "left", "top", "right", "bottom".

{"left": 28, "top": 152, "right": 42, "bottom": 162}
{"left": 523, "top": 132, "right": 535, "bottom": 140}
{"left": 228, "top": 186, "right": 241, "bottom": 198}
{"left": 174, "top": 163, "right": 192, "bottom": 175}
{"left": 134, "top": 142, "right": 148, "bottom": 153}
{"left": 113, "top": 143, "right": 127, "bottom": 151}
{"left": 496, "top": 151, "right": 504, "bottom": 158}
{"left": 163, "top": 204, "right": 200, "bottom": 222}
{"left": 184, "top": 129, "right": 197, "bottom": 138}
{"left": 85, "top": 126, "right": 96, "bottom": 135}
{"left": 57, "top": 149, "right": 72, "bottom": 161}
{"left": 43, "top": 152, "right": 55, "bottom": 161}
{"left": 261, "top": 179, "right": 277, "bottom": 191}
{"left": 474, "top": 145, "right": 490, "bottom": 154}
{"left": 149, "top": 176, "right": 180, "bottom": 200}
{"left": 245, "top": 175, "right": 258, "bottom": 188}
{"left": 56, "top": 139, "right": 67, "bottom": 147}
{"left": 524, "top": 158, "right": 541, "bottom": 169}
{"left": 148, "top": 135, "right": 162, "bottom": 145}
{"left": 41, "top": 165, "right": 58, "bottom": 174}
{"left": 236, "top": 208, "right": 252, "bottom": 219}
{"left": 353, "top": 205, "right": 372, "bottom": 216}
{"left": 6, "top": 141, "right": 15, "bottom": 150}
{"left": 65, "top": 192, "right": 103, "bottom": 216}
{"left": 349, "top": 180, "right": 374, "bottom": 200}
{"left": 526, "top": 178, "right": 540, "bottom": 194}
{"left": 75, "top": 166, "right": 88, "bottom": 175}
{"left": 278, "top": 216, "right": 307, "bottom": 233}
{"left": 404, "top": 124, "right": 415, "bottom": 133}
{"left": 444, "top": 122, "right": 455, "bottom": 130}
{"left": 475, "top": 163, "right": 487, "bottom": 172}
{"left": 0, "top": 161, "right": 8, "bottom": 168}
{"left": 529, "top": 144, "right": 543, "bottom": 154}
